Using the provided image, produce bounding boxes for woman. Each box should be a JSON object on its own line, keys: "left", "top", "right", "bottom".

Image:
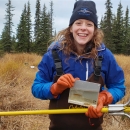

{"left": 31, "top": 1, "right": 125, "bottom": 130}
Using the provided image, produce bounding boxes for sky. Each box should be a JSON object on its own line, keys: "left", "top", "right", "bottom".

{"left": 0, "top": 0, "right": 129, "bottom": 35}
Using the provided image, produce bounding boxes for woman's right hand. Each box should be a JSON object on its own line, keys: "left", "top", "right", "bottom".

{"left": 50, "top": 74, "right": 79, "bottom": 98}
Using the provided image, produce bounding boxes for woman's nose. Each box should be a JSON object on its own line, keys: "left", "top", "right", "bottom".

{"left": 80, "top": 23, "right": 87, "bottom": 30}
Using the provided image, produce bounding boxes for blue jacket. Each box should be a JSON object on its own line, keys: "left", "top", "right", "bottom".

{"left": 32, "top": 42, "right": 125, "bottom": 104}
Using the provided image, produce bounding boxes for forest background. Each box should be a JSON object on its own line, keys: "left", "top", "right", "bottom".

{"left": 0, "top": 0, "right": 130, "bottom": 56}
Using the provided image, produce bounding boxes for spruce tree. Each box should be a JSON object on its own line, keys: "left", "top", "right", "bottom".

{"left": 113, "top": 2, "right": 124, "bottom": 54}
{"left": 1, "top": 26, "right": 8, "bottom": 52}
{"left": 16, "top": 4, "right": 28, "bottom": 52}
{"left": 1, "top": 0, "right": 14, "bottom": 53}
{"left": 11, "top": 34, "right": 16, "bottom": 51}
{"left": 100, "top": 0, "right": 113, "bottom": 50}
{"left": 34, "top": 0, "right": 41, "bottom": 46}
{"left": 50, "top": 1, "right": 54, "bottom": 37}
{"left": 123, "top": 6, "right": 130, "bottom": 54}
{"left": 110, "top": 15, "right": 117, "bottom": 53}
{"left": 26, "top": 1, "right": 32, "bottom": 52}
{"left": 37, "top": 4, "right": 51, "bottom": 55}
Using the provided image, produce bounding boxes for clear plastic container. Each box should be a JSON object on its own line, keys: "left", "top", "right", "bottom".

{"left": 68, "top": 80, "right": 100, "bottom": 107}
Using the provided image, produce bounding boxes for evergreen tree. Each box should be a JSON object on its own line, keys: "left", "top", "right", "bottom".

{"left": 11, "top": 34, "right": 16, "bottom": 51}
{"left": 36, "top": 4, "right": 51, "bottom": 55}
{"left": 16, "top": 4, "right": 28, "bottom": 52}
{"left": 1, "top": 26, "right": 8, "bottom": 51}
{"left": 26, "top": 1, "right": 32, "bottom": 52}
{"left": 100, "top": 0, "right": 113, "bottom": 50}
{"left": 1, "top": 0, "right": 14, "bottom": 53}
{"left": 111, "top": 15, "right": 118, "bottom": 53}
{"left": 50, "top": 1, "right": 54, "bottom": 37}
{"left": 123, "top": 6, "right": 130, "bottom": 54}
{"left": 34, "top": 0, "right": 41, "bottom": 44}
{"left": 112, "top": 2, "right": 124, "bottom": 54}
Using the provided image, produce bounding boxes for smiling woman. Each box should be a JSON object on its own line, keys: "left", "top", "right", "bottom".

{"left": 31, "top": 1, "right": 125, "bottom": 130}
{"left": 70, "top": 19, "right": 95, "bottom": 55}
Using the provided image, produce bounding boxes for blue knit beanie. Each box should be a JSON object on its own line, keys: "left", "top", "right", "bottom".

{"left": 69, "top": 1, "right": 98, "bottom": 27}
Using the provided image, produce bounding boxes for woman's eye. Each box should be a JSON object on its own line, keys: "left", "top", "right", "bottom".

{"left": 76, "top": 22, "right": 81, "bottom": 25}
{"left": 87, "top": 23, "right": 93, "bottom": 26}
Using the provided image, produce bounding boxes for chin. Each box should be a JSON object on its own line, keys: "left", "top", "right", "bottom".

{"left": 78, "top": 42, "right": 87, "bottom": 45}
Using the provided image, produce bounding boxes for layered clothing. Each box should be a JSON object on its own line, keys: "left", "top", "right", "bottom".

{"left": 32, "top": 42, "right": 125, "bottom": 130}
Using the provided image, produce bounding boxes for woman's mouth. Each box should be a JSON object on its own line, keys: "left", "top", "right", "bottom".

{"left": 78, "top": 33, "right": 88, "bottom": 37}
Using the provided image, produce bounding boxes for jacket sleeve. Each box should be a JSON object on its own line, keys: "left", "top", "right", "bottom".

{"left": 107, "top": 79, "right": 125, "bottom": 104}
{"left": 31, "top": 51, "right": 56, "bottom": 100}
{"left": 104, "top": 49, "right": 126, "bottom": 104}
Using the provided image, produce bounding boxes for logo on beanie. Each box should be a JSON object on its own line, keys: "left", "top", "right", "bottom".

{"left": 78, "top": 7, "right": 92, "bottom": 16}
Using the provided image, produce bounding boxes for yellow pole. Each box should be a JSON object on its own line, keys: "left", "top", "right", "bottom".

{"left": 0, "top": 107, "right": 129, "bottom": 116}
{"left": 124, "top": 107, "right": 130, "bottom": 113}
{"left": 0, "top": 109, "right": 87, "bottom": 116}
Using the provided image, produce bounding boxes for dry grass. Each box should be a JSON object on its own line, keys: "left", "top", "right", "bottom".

{"left": 114, "top": 55, "right": 130, "bottom": 102}
{"left": 0, "top": 53, "right": 50, "bottom": 130}
{"left": 0, "top": 53, "right": 130, "bottom": 130}
{"left": 102, "top": 54, "right": 130, "bottom": 130}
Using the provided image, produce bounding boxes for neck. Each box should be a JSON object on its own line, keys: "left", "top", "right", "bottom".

{"left": 76, "top": 44, "right": 86, "bottom": 55}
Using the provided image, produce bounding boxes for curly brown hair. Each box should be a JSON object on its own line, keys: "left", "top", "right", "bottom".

{"left": 53, "top": 26, "right": 104, "bottom": 59}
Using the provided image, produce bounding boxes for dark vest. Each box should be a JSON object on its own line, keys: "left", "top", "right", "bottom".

{"left": 49, "top": 49, "right": 104, "bottom": 130}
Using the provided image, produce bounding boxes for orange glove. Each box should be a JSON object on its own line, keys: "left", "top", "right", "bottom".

{"left": 50, "top": 74, "right": 79, "bottom": 98}
{"left": 85, "top": 91, "right": 113, "bottom": 118}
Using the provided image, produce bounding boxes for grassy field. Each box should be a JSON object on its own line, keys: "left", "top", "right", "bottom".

{"left": 0, "top": 53, "right": 130, "bottom": 130}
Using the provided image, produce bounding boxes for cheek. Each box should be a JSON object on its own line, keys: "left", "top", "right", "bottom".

{"left": 91, "top": 27, "right": 95, "bottom": 33}
{"left": 70, "top": 26, "right": 76, "bottom": 33}
{"left": 70, "top": 25, "right": 79, "bottom": 33}
{"left": 90, "top": 29, "right": 95, "bottom": 36}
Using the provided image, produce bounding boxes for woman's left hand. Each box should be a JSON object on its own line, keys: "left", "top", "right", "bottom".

{"left": 85, "top": 91, "right": 113, "bottom": 118}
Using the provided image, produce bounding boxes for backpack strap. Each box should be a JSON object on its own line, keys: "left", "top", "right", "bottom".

{"left": 52, "top": 49, "right": 64, "bottom": 82}
{"left": 94, "top": 56, "right": 103, "bottom": 81}
{"left": 87, "top": 56, "right": 104, "bottom": 88}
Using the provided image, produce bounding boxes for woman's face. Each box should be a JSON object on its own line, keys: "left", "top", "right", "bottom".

{"left": 70, "top": 19, "right": 95, "bottom": 48}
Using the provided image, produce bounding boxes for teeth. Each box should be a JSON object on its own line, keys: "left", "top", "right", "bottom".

{"left": 78, "top": 33, "right": 87, "bottom": 36}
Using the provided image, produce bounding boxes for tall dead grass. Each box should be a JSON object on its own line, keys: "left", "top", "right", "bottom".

{"left": 115, "top": 54, "right": 130, "bottom": 102}
{"left": 0, "top": 53, "right": 50, "bottom": 130}
{"left": 0, "top": 53, "right": 130, "bottom": 130}
{"left": 102, "top": 54, "right": 130, "bottom": 130}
